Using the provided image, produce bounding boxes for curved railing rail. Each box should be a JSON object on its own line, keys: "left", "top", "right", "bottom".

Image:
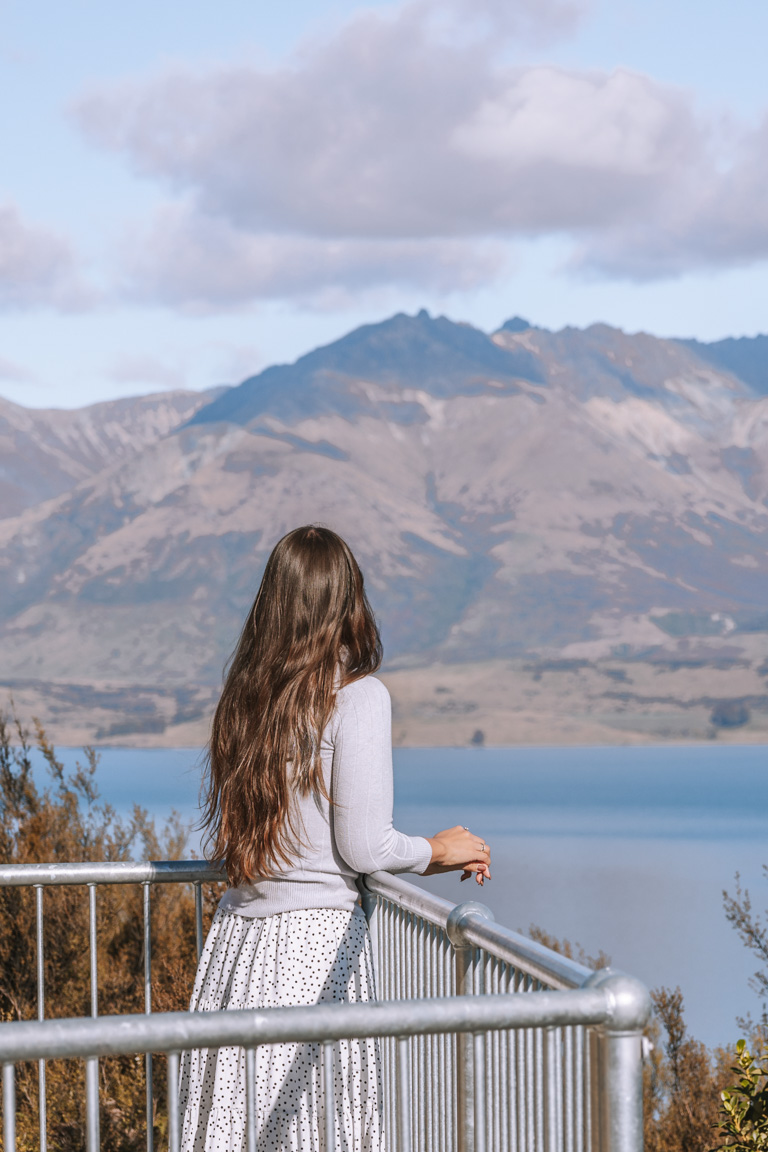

{"left": 0, "top": 860, "right": 649, "bottom": 1152}
{"left": 0, "top": 862, "right": 594, "bottom": 990}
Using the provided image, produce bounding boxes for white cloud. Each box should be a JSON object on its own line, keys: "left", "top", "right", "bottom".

{"left": 80, "top": 16, "right": 690, "bottom": 241}
{"left": 73, "top": 0, "right": 768, "bottom": 295}
{"left": 118, "top": 205, "right": 506, "bottom": 310}
{"left": 576, "top": 114, "right": 768, "bottom": 278}
{"left": 0, "top": 204, "right": 90, "bottom": 310}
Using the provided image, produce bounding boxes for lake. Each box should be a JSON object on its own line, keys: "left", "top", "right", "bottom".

{"left": 29, "top": 743, "right": 768, "bottom": 1050}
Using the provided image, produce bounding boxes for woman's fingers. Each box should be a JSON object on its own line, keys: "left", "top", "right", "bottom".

{"left": 460, "top": 861, "right": 491, "bottom": 884}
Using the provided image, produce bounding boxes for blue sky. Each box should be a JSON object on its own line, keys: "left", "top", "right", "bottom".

{"left": 2, "top": 0, "right": 768, "bottom": 408}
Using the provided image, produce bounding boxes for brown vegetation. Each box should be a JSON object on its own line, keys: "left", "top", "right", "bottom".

{"left": 531, "top": 924, "right": 741, "bottom": 1152}
{"left": 0, "top": 708, "right": 223, "bottom": 1150}
{"left": 644, "top": 986, "right": 733, "bottom": 1152}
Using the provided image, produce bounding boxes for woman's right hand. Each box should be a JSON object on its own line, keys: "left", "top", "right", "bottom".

{"left": 424, "top": 825, "right": 491, "bottom": 885}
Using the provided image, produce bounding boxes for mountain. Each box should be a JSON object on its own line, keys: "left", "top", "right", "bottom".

{"left": 188, "top": 310, "right": 542, "bottom": 428}
{"left": 0, "top": 389, "right": 223, "bottom": 519}
{"left": 1, "top": 312, "right": 767, "bottom": 747}
{"left": 679, "top": 334, "right": 768, "bottom": 396}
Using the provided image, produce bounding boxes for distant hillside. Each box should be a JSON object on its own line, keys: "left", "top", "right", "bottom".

{"left": 679, "top": 334, "right": 768, "bottom": 396}
{"left": 1, "top": 312, "right": 767, "bottom": 747}
{"left": 0, "top": 389, "right": 223, "bottom": 519}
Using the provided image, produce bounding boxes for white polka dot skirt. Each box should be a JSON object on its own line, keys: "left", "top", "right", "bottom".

{"left": 179, "top": 905, "right": 384, "bottom": 1151}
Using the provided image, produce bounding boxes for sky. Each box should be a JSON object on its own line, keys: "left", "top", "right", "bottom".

{"left": 2, "top": 0, "right": 768, "bottom": 409}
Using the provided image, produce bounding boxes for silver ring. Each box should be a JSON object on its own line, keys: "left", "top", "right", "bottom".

{"left": 463, "top": 826, "right": 469, "bottom": 831}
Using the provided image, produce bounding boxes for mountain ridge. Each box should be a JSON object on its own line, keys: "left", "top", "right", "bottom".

{"left": 2, "top": 311, "right": 767, "bottom": 746}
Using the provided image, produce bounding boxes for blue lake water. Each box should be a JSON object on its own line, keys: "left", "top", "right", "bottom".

{"left": 30, "top": 743, "right": 768, "bottom": 1049}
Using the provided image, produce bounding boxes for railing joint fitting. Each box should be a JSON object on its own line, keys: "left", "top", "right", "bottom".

{"left": 446, "top": 900, "right": 495, "bottom": 949}
{"left": 580, "top": 966, "right": 651, "bottom": 1032}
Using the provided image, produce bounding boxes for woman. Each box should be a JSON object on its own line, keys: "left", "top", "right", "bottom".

{"left": 179, "top": 525, "right": 491, "bottom": 1151}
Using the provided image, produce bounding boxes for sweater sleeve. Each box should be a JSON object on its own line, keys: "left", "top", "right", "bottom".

{"left": 331, "top": 677, "right": 432, "bottom": 876}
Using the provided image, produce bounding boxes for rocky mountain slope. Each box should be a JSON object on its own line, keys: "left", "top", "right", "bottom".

{"left": 1, "top": 312, "right": 767, "bottom": 746}
{"left": 0, "top": 389, "right": 221, "bottom": 518}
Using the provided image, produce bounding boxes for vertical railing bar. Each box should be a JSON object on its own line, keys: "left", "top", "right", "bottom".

{"left": 88, "top": 883, "right": 98, "bottom": 1017}
{"left": 543, "top": 1026, "right": 559, "bottom": 1152}
{"left": 407, "top": 911, "right": 413, "bottom": 1148}
{"left": 493, "top": 961, "right": 503, "bottom": 1152}
{"left": 411, "top": 915, "right": 419, "bottom": 1151}
{"left": 85, "top": 1058, "right": 100, "bottom": 1152}
{"left": 562, "top": 1027, "right": 570, "bottom": 1152}
{"left": 167, "top": 1051, "right": 180, "bottom": 1152}
{"left": 447, "top": 932, "right": 456, "bottom": 1150}
{"left": 35, "top": 885, "right": 47, "bottom": 1152}
{"left": 590, "top": 1024, "right": 597, "bottom": 1152}
{"left": 389, "top": 904, "right": 396, "bottom": 1143}
{"left": 525, "top": 1019, "right": 535, "bottom": 1152}
{"left": 385, "top": 899, "right": 391, "bottom": 998}
{"left": 323, "top": 1041, "right": 335, "bottom": 1152}
{"left": 397, "top": 1035, "right": 412, "bottom": 1152}
{"left": 536, "top": 1025, "right": 546, "bottom": 1151}
{"left": 474, "top": 1030, "right": 487, "bottom": 1152}
{"left": 574, "top": 1027, "right": 585, "bottom": 1152}
{"left": 564, "top": 1027, "right": 575, "bottom": 1152}
{"left": 487, "top": 953, "right": 496, "bottom": 1149}
{"left": 436, "top": 929, "right": 445, "bottom": 1152}
{"left": 245, "top": 1047, "right": 257, "bottom": 1152}
{"left": 393, "top": 906, "right": 399, "bottom": 1143}
{"left": 143, "top": 882, "right": 154, "bottom": 1152}
{"left": 385, "top": 902, "right": 394, "bottom": 1143}
{"left": 3, "top": 1062, "right": 16, "bottom": 1152}
{"left": 394, "top": 905, "right": 400, "bottom": 1001}
{"left": 86, "top": 883, "right": 100, "bottom": 1152}
{"left": 411, "top": 916, "right": 418, "bottom": 1146}
{"left": 425, "top": 923, "right": 434, "bottom": 1152}
{"left": 194, "top": 883, "right": 204, "bottom": 962}
{"left": 435, "top": 926, "right": 441, "bottom": 1152}
{"left": 507, "top": 965, "right": 518, "bottom": 1152}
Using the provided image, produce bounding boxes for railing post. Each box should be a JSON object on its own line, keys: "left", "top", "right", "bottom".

{"left": 581, "top": 970, "right": 650, "bottom": 1152}
{"left": 359, "top": 878, "right": 379, "bottom": 960}
{"left": 446, "top": 900, "right": 494, "bottom": 1152}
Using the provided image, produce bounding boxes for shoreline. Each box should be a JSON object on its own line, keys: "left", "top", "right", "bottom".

{"left": 6, "top": 656, "right": 768, "bottom": 750}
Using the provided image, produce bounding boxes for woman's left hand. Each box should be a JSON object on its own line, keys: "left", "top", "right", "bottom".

{"left": 422, "top": 825, "right": 491, "bottom": 884}
{"left": 460, "top": 862, "right": 491, "bottom": 886}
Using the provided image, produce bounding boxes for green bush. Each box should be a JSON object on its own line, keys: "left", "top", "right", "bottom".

{"left": 713, "top": 1039, "right": 768, "bottom": 1150}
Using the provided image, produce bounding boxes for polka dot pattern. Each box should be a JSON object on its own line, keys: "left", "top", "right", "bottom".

{"left": 179, "top": 905, "right": 384, "bottom": 1151}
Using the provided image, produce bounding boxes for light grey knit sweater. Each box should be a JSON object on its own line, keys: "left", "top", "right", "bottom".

{"left": 218, "top": 675, "right": 432, "bottom": 918}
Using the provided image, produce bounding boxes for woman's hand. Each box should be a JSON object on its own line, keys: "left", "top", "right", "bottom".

{"left": 423, "top": 825, "right": 491, "bottom": 886}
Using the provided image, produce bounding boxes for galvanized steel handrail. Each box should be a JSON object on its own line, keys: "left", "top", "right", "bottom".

{"left": 0, "top": 862, "right": 594, "bottom": 989}
{"left": 0, "top": 987, "right": 638, "bottom": 1063}
{"left": 0, "top": 860, "right": 227, "bottom": 887}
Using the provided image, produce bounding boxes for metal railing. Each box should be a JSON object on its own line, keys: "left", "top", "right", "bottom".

{"left": 0, "top": 861, "right": 650, "bottom": 1152}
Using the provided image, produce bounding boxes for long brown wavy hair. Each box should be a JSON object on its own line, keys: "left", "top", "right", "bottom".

{"left": 202, "top": 525, "right": 382, "bottom": 886}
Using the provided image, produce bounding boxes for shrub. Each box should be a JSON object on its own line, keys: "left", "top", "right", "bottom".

{"left": 0, "top": 706, "right": 223, "bottom": 1151}
{"left": 713, "top": 1039, "right": 768, "bottom": 1150}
